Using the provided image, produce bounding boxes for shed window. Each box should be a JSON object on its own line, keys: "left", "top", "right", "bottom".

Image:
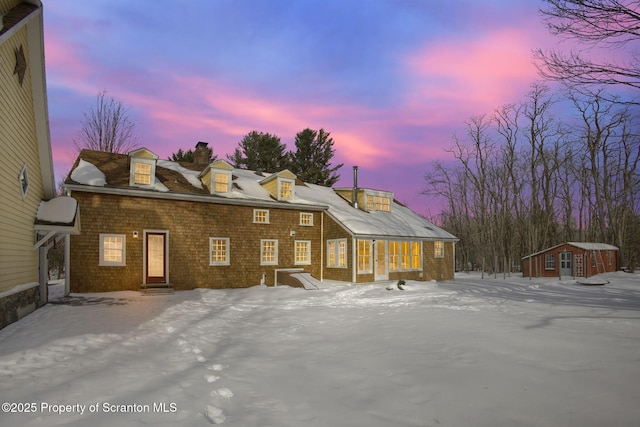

{"left": 213, "top": 172, "right": 231, "bottom": 193}
{"left": 545, "top": 253, "right": 555, "bottom": 270}
{"left": 134, "top": 162, "right": 152, "bottom": 185}
{"left": 327, "top": 239, "right": 347, "bottom": 268}
{"left": 300, "top": 212, "right": 313, "bottom": 226}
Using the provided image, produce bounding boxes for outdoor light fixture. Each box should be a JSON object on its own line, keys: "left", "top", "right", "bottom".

{"left": 133, "top": 231, "right": 139, "bottom": 238}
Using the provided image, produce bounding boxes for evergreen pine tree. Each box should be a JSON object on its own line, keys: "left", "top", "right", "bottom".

{"left": 289, "top": 128, "right": 343, "bottom": 186}
{"left": 226, "top": 131, "right": 288, "bottom": 172}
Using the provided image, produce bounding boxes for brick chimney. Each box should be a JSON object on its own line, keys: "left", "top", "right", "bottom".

{"left": 193, "top": 141, "right": 209, "bottom": 166}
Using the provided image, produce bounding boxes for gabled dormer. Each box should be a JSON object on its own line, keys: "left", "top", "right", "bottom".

{"left": 200, "top": 159, "right": 234, "bottom": 194}
{"left": 128, "top": 148, "right": 158, "bottom": 188}
{"left": 259, "top": 169, "right": 296, "bottom": 201}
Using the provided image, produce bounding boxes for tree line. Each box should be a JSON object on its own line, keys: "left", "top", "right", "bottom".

{"left": 424, "top": 0, "right": 640, "bottom": 271}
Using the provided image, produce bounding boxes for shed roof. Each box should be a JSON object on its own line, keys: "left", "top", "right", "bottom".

{"left": 522, "top": 242, "right": 619, "bottom": 260}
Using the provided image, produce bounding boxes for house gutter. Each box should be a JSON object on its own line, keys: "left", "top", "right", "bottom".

{"left": 64, "top": 184, "right": 328, "bottom": 212}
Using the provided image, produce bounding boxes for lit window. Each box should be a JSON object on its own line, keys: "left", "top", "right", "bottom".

{"left": 300, "top": 212, "right": 313, "bottom": 226}
{"left": 434, "top": 240, "right": 444, "bottom": 258}
{"left": 365, "top": 193, "right": 391, "bottom": 212}
{"left": 210, "top": 238, "right": 230, "bottom": 265}
{"left": 389, "top": 241, "right": 421, "bottom": 271}
{"left": 19, "top": 163, "right": 29, "bottom": 198}
{"left": 99, "top": 234, "right": 126, "bottom": 266}
{"left": 295, "top": 240, "right": 311, "bottom": 265}
{"left": 279, "top": 179, "right": 293, "bottom": 200}
{"left": 327, "top": 239, "right": 347, "bottom": 268}
{"left": 389, "top": 241, "right": 399, "bottom": 271}
{"left": 134, "top": 162, "right": 152, "bottom": 185}
{"left": 213, "top": 172, "right": 230, "bottom": 193}
{"left": 254, "top": 209, "right": 269, "bottom": 224}
{"left": 338, "top": 240, "right": 346, "bottom": 267}
{"left": 545, "top": 253, "right": 555, "bottom": 270}
{"left": 357, "top": 240, "right": 372, "bottom": 273}
{"left": 261, "top": 240, "right": 278, "bottom": 265}
{"left": 411, "top": 242, "right": 421, "bottom": 269}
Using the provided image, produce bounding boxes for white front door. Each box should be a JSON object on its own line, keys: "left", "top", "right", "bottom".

{"left": 374, "top": 240, "right": 388, "bottom": 281}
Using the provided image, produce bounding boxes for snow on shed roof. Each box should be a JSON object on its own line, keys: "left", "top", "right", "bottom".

{"left": 36, "top": 196, "right": 78, "bottom": 224}
{"left": 522, "top": 242, "right": 619, "bottom": 259}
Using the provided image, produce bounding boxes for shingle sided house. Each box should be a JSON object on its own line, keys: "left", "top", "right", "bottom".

{"left": 64, "top": 143, "right": 457, "bottom": 292}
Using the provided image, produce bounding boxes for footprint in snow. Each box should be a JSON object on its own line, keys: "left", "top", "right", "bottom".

{"left": 211, "top": 388, "right": 234, "bottom": 398}
{"left": 205, "top": 374, "right": 220, "bottom": 383}
{"left": 204, "top": 405, "right": 225, "bottom": 424}
{"left": 208, "top": 364, "right": 224, "bottom": 371}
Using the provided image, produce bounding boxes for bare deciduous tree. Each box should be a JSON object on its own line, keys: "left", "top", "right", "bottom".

{"left": 74, "top": 90, "right": 139, "bottom": 153}
{"left": 534, "top": 0, "right": 640, "bottom": 93}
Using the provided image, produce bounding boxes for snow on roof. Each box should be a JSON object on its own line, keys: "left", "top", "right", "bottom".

{"left": 67, "top": 151, "right": 455, "bottom": 240}
{"left": 568, "top": 242, "right": 619, "bottom": 251}
{"left": 36, "top": 196, "right": 77, "bottom": 224}
{"left": 296, "top": 183, "right": 456, "bottom": 240}
{"left": 157, "top": 160, "right": 203, "bottom": 189}
{"left": 70, "top": 159, "right": 106, "bottom": 186}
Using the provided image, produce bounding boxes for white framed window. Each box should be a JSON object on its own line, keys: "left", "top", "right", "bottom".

{"left": 411, "top": 242, "right": 422, "bottom": 269}
{"left": 545, "top": 253, "right": 556, "bottom": 270}
{"left": 261, "top": 239, "right": 278, "bottom": 265}
{"left": 130, "top": 158, "right": 156, "bottom": 187}
{"left": 389, "top": 241, "right": 422, "bottom": 272}
{"left": 365, "top": 191, "right": 392, "bottom": 212}
{"left": 357, "top": 239, "right": 372, "bottom": 273}
{"left": 300, "top": 212, "right": 313, "bottom": 226}
{"left": 434, "top": 240, "right": 444, "bottom": 258}
{"left": 278, "top": 178, "right": 294, "bottom": 200}
{"left": 327, "top": 239, "right": 347, "bottom": 268}
{"left": 213, "top": 171, "right": 231, "bottom": 193}
{"left": 209, "top": 238, "right": 230, "bottom": 265}
{"left": 99, "top": 234, "right": 126, "bottom": 266}
{"left": 295, "top": 240, "right": 311, "bottom": 265}
{"left": 253, "top": 209, "right": 270, "bottom": 224}
{"left": 18, "top": 163, "right": 29, "bottom": 198}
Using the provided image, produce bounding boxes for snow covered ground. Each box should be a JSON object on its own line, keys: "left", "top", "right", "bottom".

{"left": 1, "top": 272, "right": 639, "bottom": 426}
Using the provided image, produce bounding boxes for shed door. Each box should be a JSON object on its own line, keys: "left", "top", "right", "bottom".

{"left": 559, "top": 251, "right": 572, "bottom": 277}
{"left": 146, "top": 232, "right": 167, "bottom": 283}
{"left": 374, "top": 240, "right": 388, "bottom": 281}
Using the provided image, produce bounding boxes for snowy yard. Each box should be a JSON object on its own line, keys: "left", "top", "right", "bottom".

{"left": 1, "top": 273, "right": 639, "bottom": 427}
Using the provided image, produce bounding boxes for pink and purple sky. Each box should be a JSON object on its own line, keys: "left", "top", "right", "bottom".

{"left": 43, "top": 0, "right": 562, "bottom": 217}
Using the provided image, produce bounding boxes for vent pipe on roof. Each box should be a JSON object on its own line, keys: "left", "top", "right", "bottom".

{"left": 352, "top": 166, "right": 358, "bottom": 209}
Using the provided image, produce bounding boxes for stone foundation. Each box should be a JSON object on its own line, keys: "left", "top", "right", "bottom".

{"left": 0, "top": 284, "right": 41, "bottom": 330}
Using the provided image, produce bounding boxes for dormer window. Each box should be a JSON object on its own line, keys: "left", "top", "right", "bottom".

{"left": 134, "top": 162, "right": 152, "bottom": 185}
{"left": 213, "top": 171, "right": 231, "bottom": 193}
{"left": 259, "top": 169, "right": 297, "bottom": 201}
{"left": 128, "top": 148, "right": 159, "bottom": 188}
{"left": 200, "top": 159, "right": 234, "bottom": 194}
{"left": 279, "top": 178, "right": 294, "bottom": 200}
{"left": 365, "top": 191, "right": 392, "bottom": 212}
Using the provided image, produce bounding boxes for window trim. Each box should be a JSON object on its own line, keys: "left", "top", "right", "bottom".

{"left": 18, "top": 163, "right": 29, "bottom": 198}
{"left": 129, "top": 157, "right": 157, "bottom": 187}
{"left": 253, "top": 209, "right": 270, "bottom": 224}
{"left": 327, "top": 238, "right": 347, "bottom": 268}
{"left": 278, "top": 178, "right": 295, "bottom": 201}
{"left": 357, "top": 239, "right": 372, "bottom": 274}
{"left": 99, "top": 234, "right": 126, "bottom": 266}
{"left": 212, "top": 170, "right": 232, "bottom": 193}
{"left": 299, "top": 212, "right": 314, "bottom": 226}
{"left": 545, "top": 253, "right": 556, "bottom": 270}
{"left": 209, "top": 237, "right": 230, "bottom": 266}
{"left": 294, "top": 240, "right": 312, "bottom": 265}
{"left": 260, "top": 239, "right": 279, "bottom": 265}
{"left": 434, "top": 240, "right": 444, "bottom": 258}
